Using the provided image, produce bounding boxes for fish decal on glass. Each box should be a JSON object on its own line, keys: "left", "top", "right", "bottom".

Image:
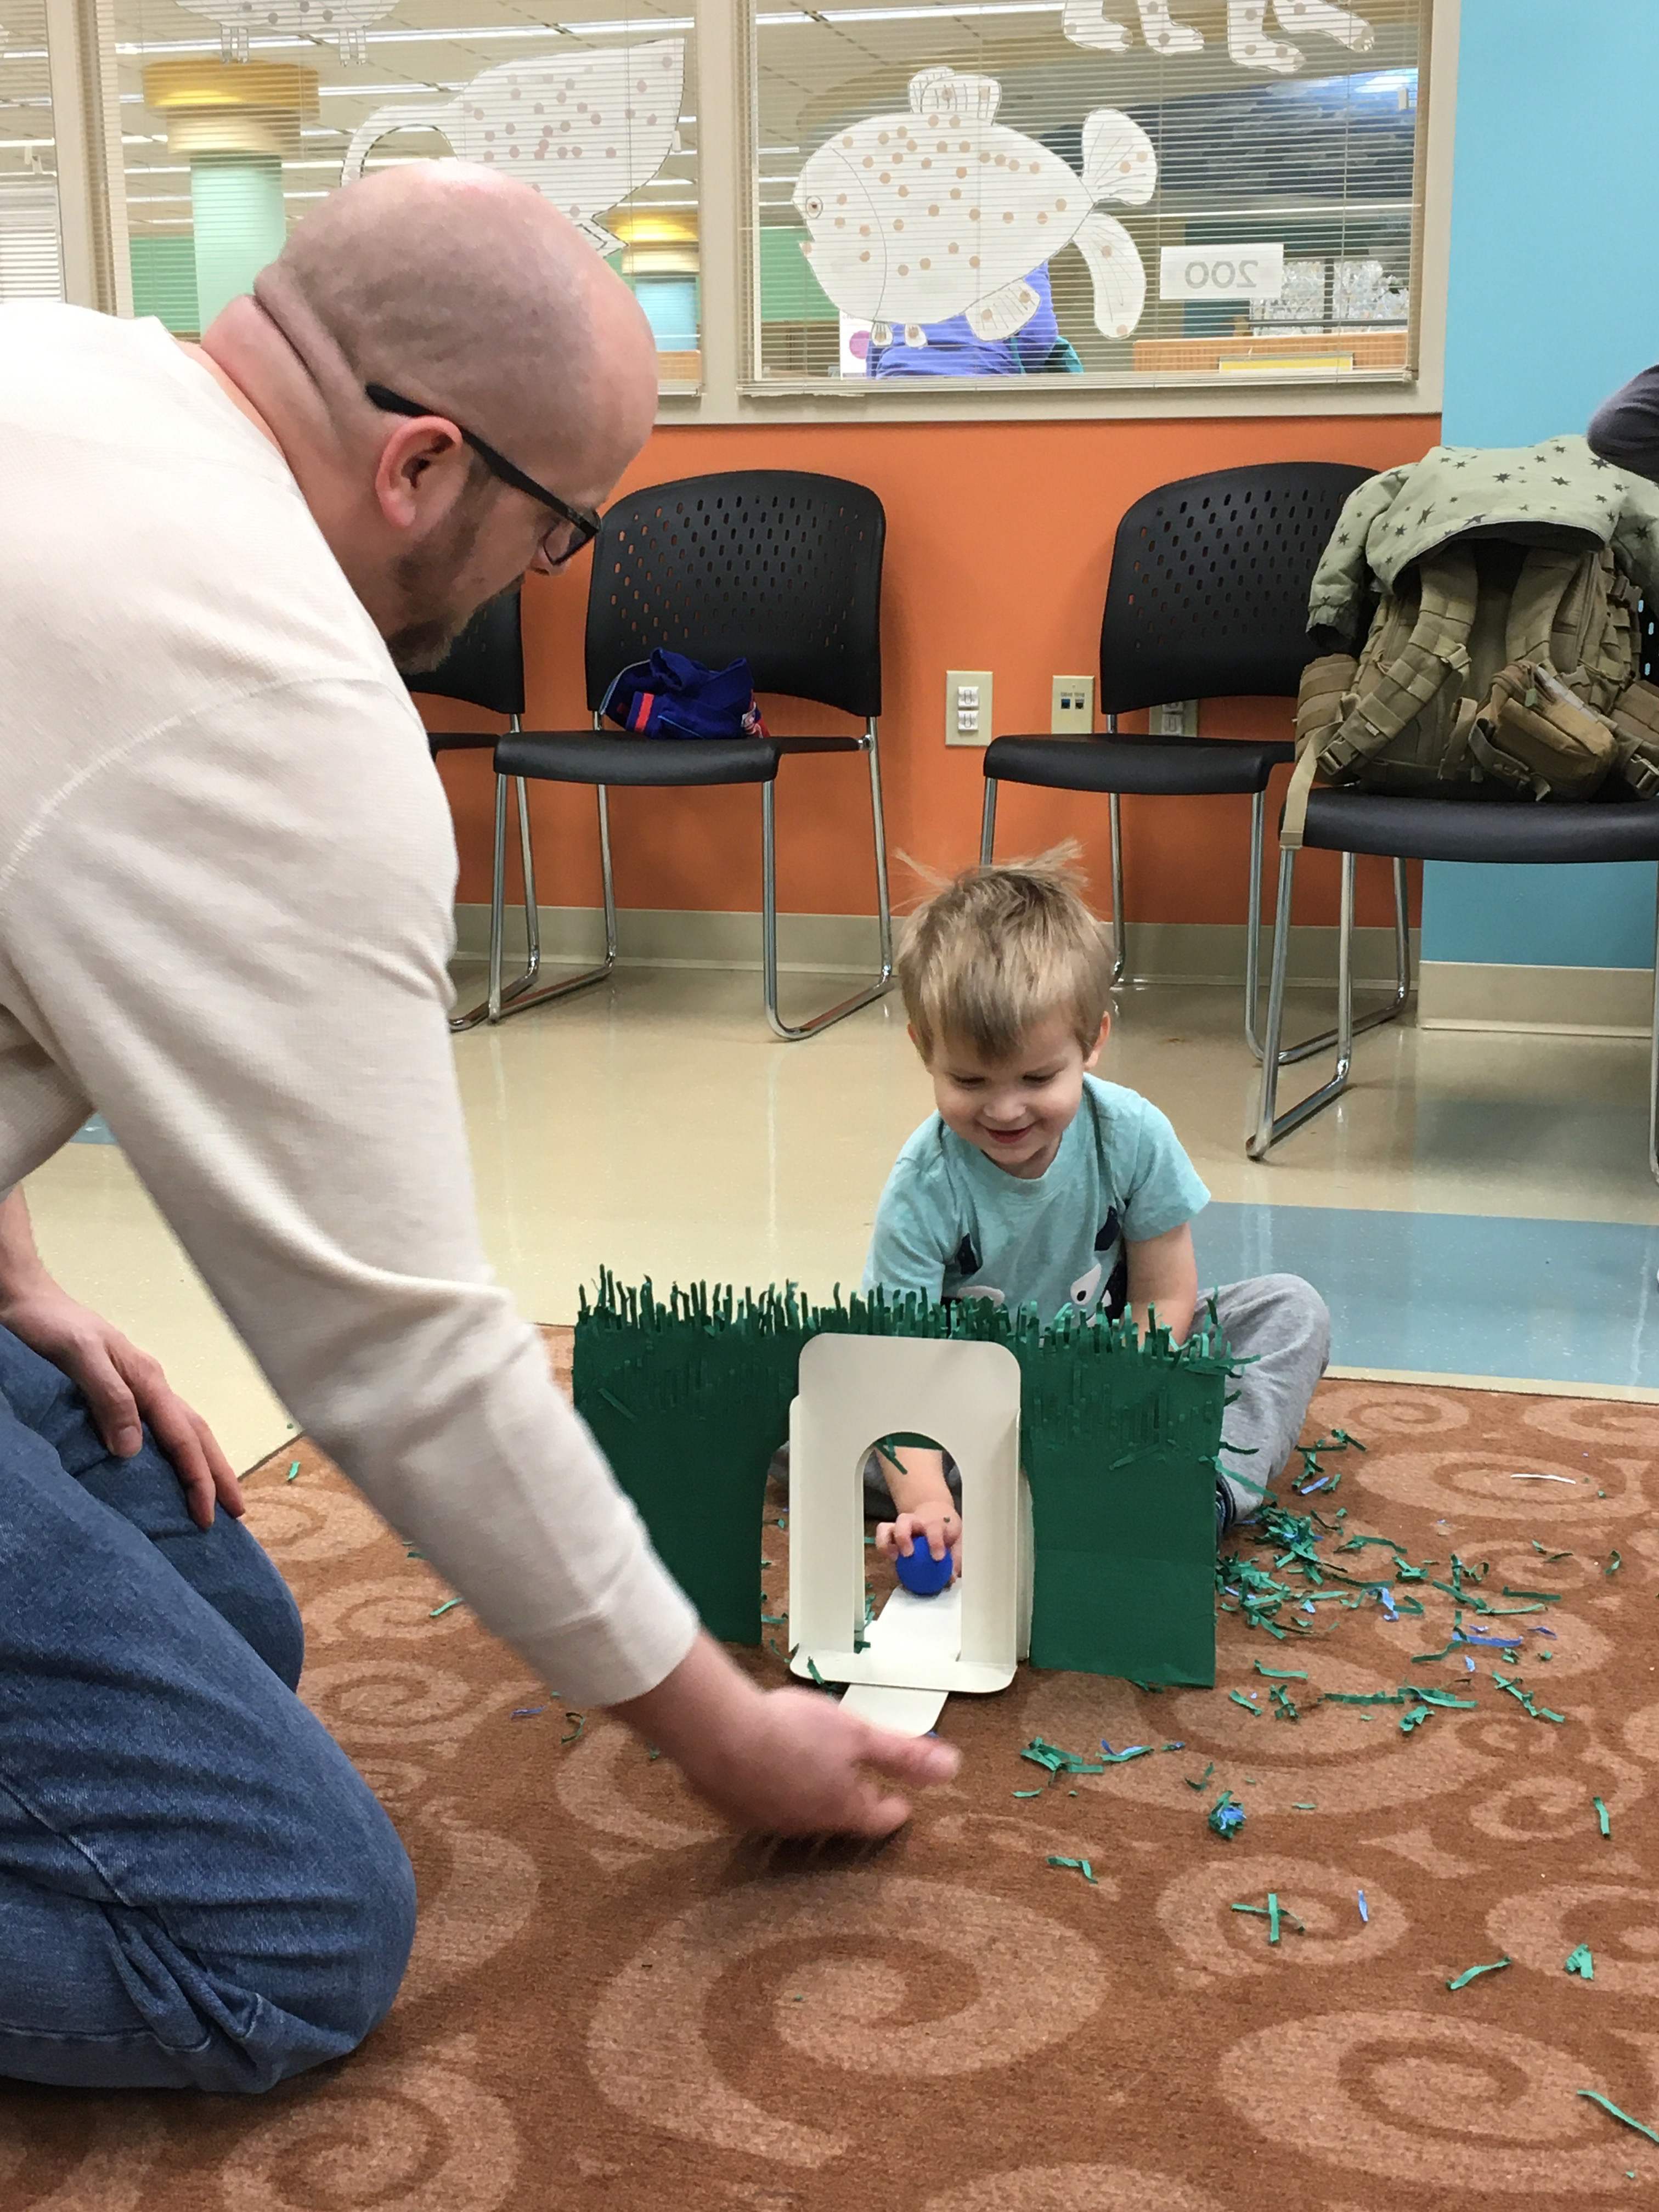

{"left": 1062, "top": 0, "right": 1374, "bottom": 74}
{"left": 795, "top": 69, "right": 1156, "bottom": 348}
{"left": 341, "top": 40, "right": 685, "bottom": 254}
{"left": 177, "top": 0, "right": 398, "bottom": 66}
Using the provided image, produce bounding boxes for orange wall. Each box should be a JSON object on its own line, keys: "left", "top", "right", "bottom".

{"left": 429, "top": 411, "right": 1440, "bottom": 929}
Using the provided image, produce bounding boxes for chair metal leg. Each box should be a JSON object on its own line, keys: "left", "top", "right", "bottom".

{"left": 515, "top": 774, "right": 541, "bottom": 984}
{"left": 449, "top": 714, "right": 545, "bottom": 1032}
{"left": 1249, "top": 849, "right": 1358, "bottom": 1158}
{"left": 763, "top": 721, "right": 895, "bottom": 1041}
{"left": 1108, "top": 789, "right": 1127, "bottom": 987}
{"left": 1244, "top": 787, "right": 1267, "bottom": 1059}
{"left": 1269, "top": 850, "right": 1413, "bottom": 1068}
{"left": 1649, "top": 869, "right": 1659, "bottom": 1186}
{"left": 473, "top": 785, "right": 620, "bottom": 1024}
{"left": 980, "top": 775, "right": 998, "bottom": 867}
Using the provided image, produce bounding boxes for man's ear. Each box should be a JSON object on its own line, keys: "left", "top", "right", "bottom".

{"left": 372, "top": 416, "right": 467, "bottom": 531}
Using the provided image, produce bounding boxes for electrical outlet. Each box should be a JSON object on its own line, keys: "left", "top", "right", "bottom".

{"left": 1150, "top": 699, "right": 1200, "bottom": 737}
{"left": 946, "top": 669, "right": 994, "bottom": 748}
{"left": 1051, "top": 674, "right": 1095, "bottom": 735}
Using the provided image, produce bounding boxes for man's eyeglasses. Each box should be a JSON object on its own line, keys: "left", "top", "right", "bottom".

{"left": 365, "top": 383, "right": 600, "bottom": 570}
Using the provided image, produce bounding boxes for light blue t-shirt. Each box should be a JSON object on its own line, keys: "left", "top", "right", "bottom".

{"left": 862, "top": 1076, "right": 1210, "bottom": 1326}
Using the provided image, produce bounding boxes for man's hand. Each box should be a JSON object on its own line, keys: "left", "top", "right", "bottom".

{"left": 0, "top": 1279, "right": 245, "bottom": 1530}
{"left": 874, "top": 1504, "right": 962, "bottom": 1580}
{"left": 615, "top": 1630, "right": 960, "bottom": 1838}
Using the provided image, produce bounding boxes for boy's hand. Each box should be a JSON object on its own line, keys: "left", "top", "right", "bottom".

{"left": 876, "top": 1505, "right": 962, "bottom": 1579}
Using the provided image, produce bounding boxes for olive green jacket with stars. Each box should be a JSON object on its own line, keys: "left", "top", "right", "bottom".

{"left": 1308, "top": 433, "right": 1659, "bottom": 648}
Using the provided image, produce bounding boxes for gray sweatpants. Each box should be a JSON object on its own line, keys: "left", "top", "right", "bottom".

{"left": 1209, "top": 1274, "right": 1331, "bottom": 1520}
{"left": 856, "top": 1274, "right": 1330, "bottom": 1525}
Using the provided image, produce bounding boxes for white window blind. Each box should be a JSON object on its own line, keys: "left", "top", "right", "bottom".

{"left": 0, "top": 0, "right": 68, "bottom": 301}
{"left": 113, "top": 0, "right": 700, "bottom": 381}
{"left": 748, "top": 0, "right": 1428, "bottom": 389}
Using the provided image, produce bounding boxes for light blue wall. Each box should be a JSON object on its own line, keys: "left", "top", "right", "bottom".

{"left": 1424, "top": 0, "right": 1659, "bottom": 969}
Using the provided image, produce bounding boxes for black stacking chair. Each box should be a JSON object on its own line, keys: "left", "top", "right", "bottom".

{"left": 980, "top": 462, "right": 1404, "bottom": 1063}
{"left": 1251, "top": 798, "right": 1659, "bottom": 1181}
{"left": 410, "top": 586, "right": 541, "bottom": 1034}
{"left": 463, "top": 470, "right": 893, "bottom": 1040}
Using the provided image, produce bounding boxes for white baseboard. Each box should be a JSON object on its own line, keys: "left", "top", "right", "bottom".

{"left": 1419, "top": 960, "right": 1655, "bottom": 1037}
{"left": 453, "top": 906, "right": 1419, "bottom": 985}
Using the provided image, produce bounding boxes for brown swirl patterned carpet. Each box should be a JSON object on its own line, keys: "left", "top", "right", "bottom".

{"left": 4, "top": 1346, "right": 1658, "bottom": 2211}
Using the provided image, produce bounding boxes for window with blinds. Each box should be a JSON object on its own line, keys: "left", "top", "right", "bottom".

{"left": 0, "top": 1, "right": 67, "bottom": 301}
{"left": 749, "top": 0, "right": 1428, "bottom": 388}
{"left": 114, "top": 0, "right": 700, "bottom": 381}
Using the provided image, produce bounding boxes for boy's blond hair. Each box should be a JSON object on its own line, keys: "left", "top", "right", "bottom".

{"left": 896, "top": 847, "right": 1114, "bottom": 1064}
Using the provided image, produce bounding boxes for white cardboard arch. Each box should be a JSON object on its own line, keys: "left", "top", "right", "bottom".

{"left": 787, "top": 1335, "right": 1030, "bottom": 1725}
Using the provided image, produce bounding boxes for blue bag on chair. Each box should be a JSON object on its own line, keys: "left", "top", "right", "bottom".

{"left": 600, "top": 650, "right": 769, "bottom": 741}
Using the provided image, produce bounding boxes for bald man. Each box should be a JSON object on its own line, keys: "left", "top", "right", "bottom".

{"left": 0, "top": 165, "right": 953, "bottom": 2096}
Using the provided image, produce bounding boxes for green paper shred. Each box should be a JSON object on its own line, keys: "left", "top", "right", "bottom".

{"left": 1012, "top": 1788, "right": 1043, "bottom": 1798}
{"left": 428, "top": 1596, "right": 462, "bottom": 1618}
{"left": 1412, "top": 1688, "right": 1479, "bottom": 1710}
{"left": 1020, "top": 1737, "right": 1107, "bottom": 1779}
{"left": 1267, "top": 1892, "right": 1281, "bottom": 1945}
{"left": 1500, "top": 1587, "right": 1561, "bottom": 1602}
{"left": 1446, "top": 1957, "right": 1510, "bottom": 1991}
{"left": 1400, "top": 1703, "right": 1434, "bottom": 1733}
{"left": 1271, "top": 1685, "right": 1299, "bottom": 1721}
{"left": 561, "top": 1711, "right": 585, "bottom": 1745}
{"left": 1607, "top": 1551, "right": 1623, "bottom": 1576}
{"left": 1228, "top": 1691, "right": 1263, "bottom": 1716}
{"left": 285, "top": 1460, "right": 301, "bottom": 1482}
{"left": 1532, "top": 1542, "right": 1572, "bottom": 1560}
{"left": 1323, "top": 1690, "right": 1407, "bottom": 1707}
{"left": 1578, "top": 2091, "right": 1659, "bottom": 2147}
{"left": 1255, "top": 1664, "right": 1309, "bottom": 1679}
{"left": 1046, "top": 1855, "right": 1097, "bottom": 1886}
{"left": 1595, "top": 1796, "right": 1611, "bottom": 1838}
{"left": 1565, "top": 1944, "right": 1595, "bottom": 1980}
{"left": 1292, "top": 1801, "right": 1317, "bottom": 1810}
{"left": 1185, "top": 1761, "right": 1216, "bottom": 1792}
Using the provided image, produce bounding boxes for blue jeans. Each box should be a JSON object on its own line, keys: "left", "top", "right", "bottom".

{"left": 0, "top": 1325, "right": 415, "bottom": 2091}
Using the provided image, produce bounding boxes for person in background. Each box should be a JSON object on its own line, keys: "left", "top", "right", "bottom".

{"left": 866, "top": 264, "right": 1082, "bottom": 379}
{"left": 1588, "top": 363, "right": 1659, "bottom": 481}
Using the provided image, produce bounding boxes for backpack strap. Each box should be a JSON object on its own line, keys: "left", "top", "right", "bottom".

{"left": 1503, "top": 544, "right": 1600, "bottom": 669}
{"left": 1608, "top": 675, "right": 1659, "bottom": 799}
{"left": 1282, "top": 551, "right": 1476, "bottom": 849}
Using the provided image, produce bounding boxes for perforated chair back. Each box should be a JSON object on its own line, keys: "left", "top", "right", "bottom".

{"left": 405, "top": 584, "right": 526, "bottom": 717}
{"left": 1099, "top": 462, "right": 1374, "bottom": 716}
{"left": 583, "top": 471, "right": 884, "bottom": 718}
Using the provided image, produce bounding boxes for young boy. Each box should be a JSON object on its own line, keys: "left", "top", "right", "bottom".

{"left": 864, "top": 852, "right": 1330, "bottom": 1573}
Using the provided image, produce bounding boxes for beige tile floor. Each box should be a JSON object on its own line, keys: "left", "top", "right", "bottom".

{"left": 22, "top": 961, "right": 1659, "bottom": 1471}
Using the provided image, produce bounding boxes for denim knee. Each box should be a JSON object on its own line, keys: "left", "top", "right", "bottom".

{"left": 213, "top": 1520, "right": 306, "bottom": 1691}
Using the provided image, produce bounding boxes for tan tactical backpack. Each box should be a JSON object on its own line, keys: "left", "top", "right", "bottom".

{"left": 1286, "top": 534, "right": 1659, "bottom": 840}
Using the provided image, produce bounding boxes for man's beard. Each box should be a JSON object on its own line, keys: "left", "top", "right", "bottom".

{"left": 386, "top": 498, "right": 492, "bottom": 677}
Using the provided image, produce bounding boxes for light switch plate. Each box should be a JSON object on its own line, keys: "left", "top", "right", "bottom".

{"left": 946, "top": 669, "right": 994, "bottom": 748}
{"left": 1051, "top": 675, "right": 1095, "bottom": 735}
{"left": 1150, "top": 699, "right": 1200, "bottom": 737}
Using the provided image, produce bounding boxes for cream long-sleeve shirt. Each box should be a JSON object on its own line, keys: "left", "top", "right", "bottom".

{"left": 0, "top": 302, "right": 697, "bottom": 1705}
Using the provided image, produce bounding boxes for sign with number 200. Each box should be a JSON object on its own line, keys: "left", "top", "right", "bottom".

{"left": 1159, "top": 245, "right": 1286, "bottom": 303}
